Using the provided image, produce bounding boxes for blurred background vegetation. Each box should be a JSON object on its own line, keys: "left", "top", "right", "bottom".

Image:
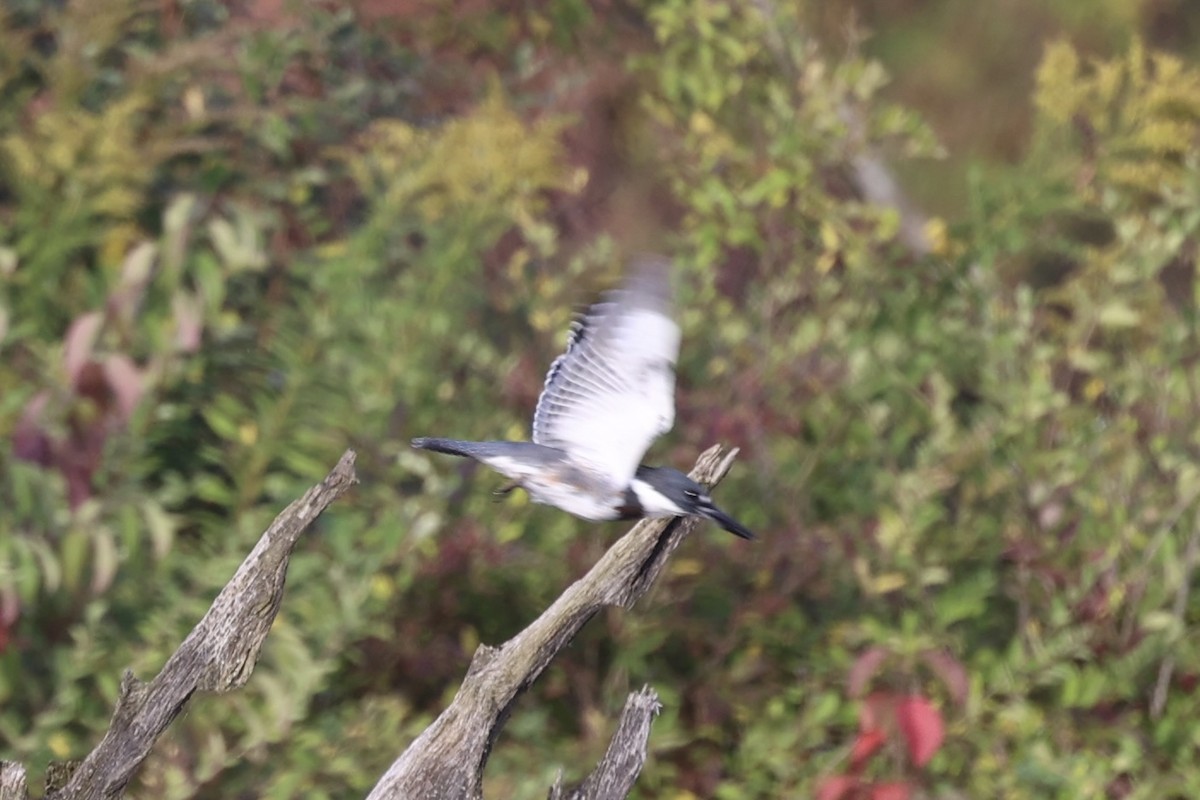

{"left": 3, "top": 1, "right": 1200, "bottom": 798}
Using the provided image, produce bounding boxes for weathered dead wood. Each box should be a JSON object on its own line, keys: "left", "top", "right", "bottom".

{"left": 0, "top": 763, "right": 28, "bottom": 800}
{"left": 5, "top": 445, "right": 740, "bottom": 800}
{"left": 23, "top": 451, "right": 359, "bottom": 800}
{"left": 367, "top": 444, "right": 743, "bottom": 800}
{"left": 547, "top": 687, "right": 662, "bottom": 800}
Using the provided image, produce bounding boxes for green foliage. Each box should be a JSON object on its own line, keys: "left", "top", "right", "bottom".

{"left": 3, "top": 2, "right": 1200, "bottom": 799}
{"left": 1036, "top": 38, "right": 1200, "bottom": 197}
{"left": 0, "top": 1, "right": 570, "bottom": 794}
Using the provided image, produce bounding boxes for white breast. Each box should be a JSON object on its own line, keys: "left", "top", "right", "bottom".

{"left": 521, "top": 474, "right": 624, "bottom": 521}
{"left": 630, "top": 479, "right": 686, "bottom": 518}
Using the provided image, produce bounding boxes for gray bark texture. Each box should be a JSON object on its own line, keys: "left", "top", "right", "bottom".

{"left": 547, "top": 687, "right": 663, "bottom": 800}
{"left": 1, "top": 450, "right": 359, "bottom": 800}
{"left": 367, "top": 444, "right": 742, "bottom": 800}
{"left": 0, "top": 763, "right": 27, "bottom": 800}
{"left": 3, "top": 444, "right": 742, "bottom": 800}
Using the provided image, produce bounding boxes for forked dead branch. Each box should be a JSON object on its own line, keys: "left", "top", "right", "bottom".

{"left": 368, "top": 443, "right": 742, "bottom": 799}
{"left": 10, "top": 450, "right": 360, "bottom": 800}
{"left": 1, "top": 445, "right": 742, "bottom": 800}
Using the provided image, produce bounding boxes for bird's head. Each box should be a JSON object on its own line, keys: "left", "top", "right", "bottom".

{"left": 632, "top": 466, "right": 755, "bottom": 540}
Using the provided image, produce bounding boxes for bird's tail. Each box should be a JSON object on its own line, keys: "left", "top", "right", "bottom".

{"left": 413, "top": 438, "right": 568, "bottom": 488}
{"left": 411, "top": 437, "right": 483, "bottom": 458}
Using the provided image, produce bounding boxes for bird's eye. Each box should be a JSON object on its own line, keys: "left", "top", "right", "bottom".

{"left": 684, "top": 490, "right": 699, "bottom": 499}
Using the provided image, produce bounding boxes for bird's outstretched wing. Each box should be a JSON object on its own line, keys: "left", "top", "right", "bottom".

{"left": 531, "top": 257, "right": 680, "bottom": 486}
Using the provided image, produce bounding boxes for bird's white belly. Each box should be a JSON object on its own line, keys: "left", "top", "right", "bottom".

{"left": 480, "top": 453, "right": 625, "bottom": 521}
{"left": 522, "top": 475, "right": 622, "bottom": 521}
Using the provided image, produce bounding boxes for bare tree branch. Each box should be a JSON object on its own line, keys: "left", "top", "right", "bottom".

{"left": 10, "top": 445, "right": 741, "bottom": 800}
{"left": 1151, "top": 506, "right": 1200, "bottom": 718}
{"left": 752, "top": 0, "right": 936, "bottom": 258}
{"left": 367, "top": 444, "right": 744, "bottom": 800}
{"left": 41, "top": 451, "right": 359, "bottom": 800}
{"left": 547, "top": 686, "right": 662, "bottom": 800}
{"left": 0, "top": 762, "right": 28, "bottom": 800}
{"left": 848, "top": 146, "right": 934, "bottom": 257}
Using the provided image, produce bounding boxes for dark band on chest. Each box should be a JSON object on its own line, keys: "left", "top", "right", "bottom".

{"left": 617, "top": 485, "right": 644, "bottom": 520}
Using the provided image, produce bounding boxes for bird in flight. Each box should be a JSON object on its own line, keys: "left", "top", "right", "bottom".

{"left": 412, "top": 257, "right": 754, "bottom": 540}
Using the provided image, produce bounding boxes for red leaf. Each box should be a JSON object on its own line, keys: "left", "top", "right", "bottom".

{"left": 817, "top": 775, "right": 859, "bottom": 800}
{"left": 0, "top": 584, "right": 19, "bottom": 626}
{"left": 897, "top": 695, "right": 944, "bottom": 767}
{"left": 870, "top": 782, "right": 912, "bottom": 800}
{"left": 13, "top": 392, "right": 52, "bottom": 466}
{"left": 63, "top": 463, "right": 94, "bottom": 509}
{"left": 173, "top": 292, "right": 204, "bottom": 353}
{"left": 860, "top": 691, "right": 895, "bottom": 732}
{"left": 921, "top": 649, "right": 970, "bottom": 706}
{"left": 850, "top": 728, "right": 886, "bottom": 769}
{"left": 64, "top": 312, "right": 103, "bottom": 384}
{"left": 848, "top": 646, "right": 890, "bottom": 697}
{"left": 103, "top": 354, "right": 144, "bottom": 422}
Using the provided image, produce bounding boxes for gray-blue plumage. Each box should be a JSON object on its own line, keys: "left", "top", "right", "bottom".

{"left": 411, "top": 258, "right": 754, "bottom": 540}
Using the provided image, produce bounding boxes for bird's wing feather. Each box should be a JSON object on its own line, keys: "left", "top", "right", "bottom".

{"left": 532, "top": 258, "right": 680, "bottom": 486}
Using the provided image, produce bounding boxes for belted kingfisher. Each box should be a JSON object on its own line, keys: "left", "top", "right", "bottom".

{"left": 412, "top": 257, "right": 754, "bottom": 540}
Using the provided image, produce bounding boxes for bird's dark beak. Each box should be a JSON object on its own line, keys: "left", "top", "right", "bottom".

{"left": 699, "top": 501, "right": 755, "bottom": 540}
